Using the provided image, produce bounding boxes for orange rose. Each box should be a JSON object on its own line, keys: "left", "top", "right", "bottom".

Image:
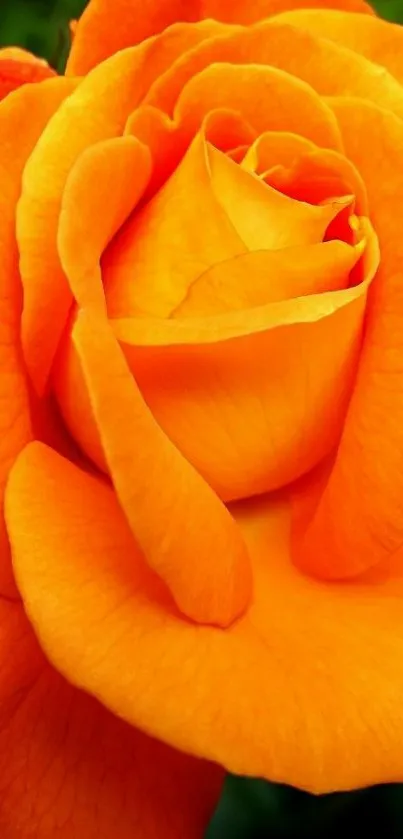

{"left": 2, "top": 0, "right": 403, "bottom": 833}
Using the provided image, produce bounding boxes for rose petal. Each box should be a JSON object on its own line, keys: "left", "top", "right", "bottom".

{"left": 18, "top": 26, "right": 229, "bottom": 395}
{"left": 18, "top": 47, "right": 154, "bottom": 394}
{"left": 58, "top": 135, "right": 152, "bottom": 314}
{"left": 293, "top": 100, "right": 403, "bottom": 580}
{"left": 0, "top": 49, "right": 55, "bottom": 101}
{"left": 174, "top": 62, "right": 342, "bottom": 150}
{"left": 7, "top": 441, "right": 403, "bottom": 794}
{"left": 103, "top": 132, "right": 245, "bottom": 319}
{"left": 0, "top": 601, "right": 221, "bottom": 838}
{"left": 124, "top": 106, "right": 257, "bottom": 197}
{"left": 55, "top": 232, "right": 377, "bottom": 501}
{"left": 145, "top": 20, "right": 403, "bottom": 121}
{"left": 241, "top": 131, "right": 316, "bottom": 172}
{"left": 172, "top": 240, "right": 366, "bottom": 317}
{"left": 102, "top": 133, "right": 347, "bottom": 319}
{"left": 0, "top": 77, "right": 74, "bottom": 597}
{"left": 261, "top": 145, "right": 368, "bottom": 215}
{"left": 67, "top": 0, "right": 373, "bottom": 75}
{"left": 72, "top": 312, "right": 252, "bottom": 628}
{"left": 274, "top": 10, "right": 403, "bottom": 85}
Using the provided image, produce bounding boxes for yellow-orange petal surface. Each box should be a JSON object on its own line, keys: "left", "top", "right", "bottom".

{"left": 67, "top": 0, "right": 374, "bottom": 75}
{"left": 274, "top": 10, "right": 403, "bottom": 85}
{"left": 145, "top": 20, "right": 403, "bottom": 121}
{"left": 72, "top": 311, "right": 252, "bottom": 627}
{"left": 0, "top": 598, "right": 222, "bottom": 838}
{"left": 293, "top": 100, "right": 403, "bottom": 581}
{"left": 0, "top": 77, "right": 74, "bottom": 598}
{"left": 7, "top": 441, "right": 403, "bottom": 794}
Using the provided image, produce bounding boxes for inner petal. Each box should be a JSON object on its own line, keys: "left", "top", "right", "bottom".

{"left": 103, "top": 131, "right": 353, "bottom": 320}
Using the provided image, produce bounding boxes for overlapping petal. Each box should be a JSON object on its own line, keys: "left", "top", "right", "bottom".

{"left": 0, "top": 599, "right": 222, "bottom": 838}
{"left": 0, "top": 48, "right": 55, "bottom": 101}
{"left": 67, "top": 0, "right": 374, "bottom": 75}
{"left": 274, "top": 9, "right": 403, "bottom": 84}
{"left": 7, "top": 441, "right": 403, "bottom": 794}
{"left": 0, "top": 78, "right": 74, "bottom": 597}
{"left": 18, "top": 47, "right": 152, "bottom": 393}
{"left": 145, "top": 20, "right": 403, "bottom": 120}
{"left": 293, "top": 100, "right": 403, "bottom": 580}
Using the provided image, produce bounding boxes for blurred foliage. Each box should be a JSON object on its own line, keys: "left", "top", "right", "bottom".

{"left": 374, "top": 0, "right": 403, "bottom": 19}
{"left": 0, "top": 0, "right": 88, "bottom": 70}
{"left": 207, "top": 776, "right": 403, "bottom": 838}
{"left": 2, "top": 0, "right": 403, "bottom": 836}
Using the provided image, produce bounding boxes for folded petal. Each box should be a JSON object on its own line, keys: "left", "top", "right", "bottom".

{"left": 146, "top": 20, "right": 403, "bottom": 121}
{"left": 0, "top": 599, "right": 221, "bottom": 838}
{"left": 103, "top": 132, "right": 245, "bottom": 319}
{"left": 68, "top": 0, "right": 373, "bottom": 75}
{"left": 0, "top": 49, "right": 55, "bottom": 101}
{"left": 174, "top": 62, "right": 342, "bottom": 150}
{"left": 260, "top": 144, "right": 368, "bottom": 216}
{"left": 72, "top": 312, "right": 252, "bottom": 627}
{"left": 18, "top": 46, "right": 154, "bottom": 393}
{"left": 0, "top": 78, "right": 73, "bottom": 597}
{"left": 102, "top": 132, "right": 346, "bottom": 319}
{"left": 8, "top": 442, "right": 403, "bottom": 794}
{"left": 58, "top": 135, "right": 152, "bottom": 313}
{"left": 274, "top": 10, "right": 403, "bottom": 85}
{"left": 55, "top": 236, "right": 376, "bottom": 501}
{"left": 293, "top": 100, "right": 403, "bottom": 580}
{"left": 173, "top": 240, "right": 366, "bottom": 317}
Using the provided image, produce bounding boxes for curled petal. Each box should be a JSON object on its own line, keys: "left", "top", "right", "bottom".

{"left": 58, "top": 134, "right": 152, "bottom": 314}
{"left": 0, "top": 49, "right": 55, "bottom": 101}
{"left": 274, "top": 10, "right": 403, "bottom": 85}
{"left": 67, "top": 0, "right": 373, "bottom": 75}
{"left": 145, "top": 21, "right": 403, "bottom": 121}
{"left": 72, "top": 312, "right": 252, "bottom": 628}
{"left": 55, "top": 235, "right": 377, "bottom": 502}
{"left": 7, "top": 443, "right": 403, "bottom": 794}
{"left": 0, "top": 78, "right": 73, "bottom": 597}
{"left": 103, "top": 134, "right": 347, "bottom": 319}
{"left": 174, "top": 62, "right": 342, "bottom": 150}
{"left": 0, "top": 598, "right": 222, "bottom": 838}
{"left": 18, "top": 47, "right": 151, "bottom": 393}
{"left": 293, "top": 100, "right": 403, "bottom": 580}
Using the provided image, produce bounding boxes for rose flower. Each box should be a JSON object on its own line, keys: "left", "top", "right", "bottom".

{"left": 2, "top": 0, "right": 403, "bottom": 835}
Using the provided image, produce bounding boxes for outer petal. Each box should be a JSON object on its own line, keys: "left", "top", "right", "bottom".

{"left": 0, "top": 77, "right": 74, "bottom": 597}
{"left": 293, "top": 100, "right": 403, "bottom": 581}
{"left": 7, "top": 441, "right": 403, "bottom": 793}
{"left": 0, "top": 599, "right": 222, "bottom": 838}
{"left": 18, "top": 26, "right": 231, "bottom": 395}
{"left": 0, "top": 49, "right": 55, "bottom": 101}
{"left": 274, "top": 10, "right": 403, "bottom": 85}
{"left": 145, "top": 20, "right": 403, "bottom": 121}
{"left": 72, "top": 312, "right": 252, "bottom": 628}
{"left": 18, "top": 47, "right": 149, "bottom": 394}
{"left": 173, "top": 62, "right": 342, "bottom": 151}
{"left": 67, "top": 0, "right": 374, "bottom": 75}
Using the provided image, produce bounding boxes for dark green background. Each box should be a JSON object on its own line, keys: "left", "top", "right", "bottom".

{"left": 1, "top": 0, "right": 403, "bottom": 836}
